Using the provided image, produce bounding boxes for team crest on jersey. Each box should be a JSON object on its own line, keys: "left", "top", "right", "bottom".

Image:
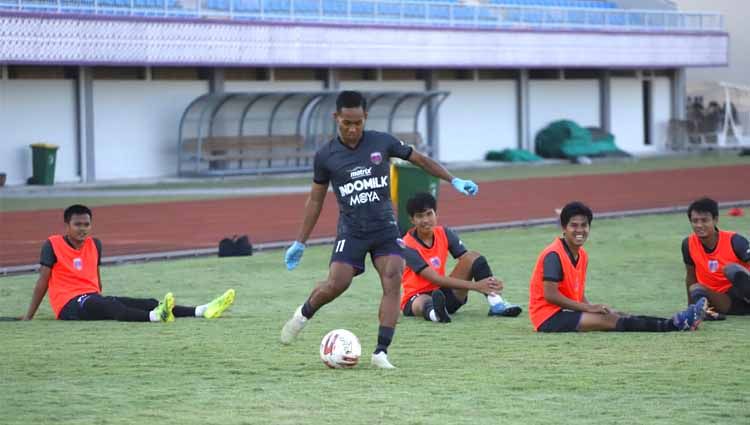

{"left": 708, "top": 260, "right": 719, "bottom": 273}
{"left": 429, "top": 256, "right": 441, "bottom": 268}
{"left": 370, "top": 152, "right": 383, "bottom": 165}
{"left": 73, "top": 258, "right": 83, "bottom": 271}
{"left": 396, "top": 238, "right": 405, "bottom": 248}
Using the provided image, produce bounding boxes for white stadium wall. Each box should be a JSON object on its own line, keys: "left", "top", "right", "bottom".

{"left": 437, "top": 80, "right": 517, "bottom": 162}
{"left": 652, "top": 76, "right": 672, "bottom": 150}
{"left": 0, "top": 70, "right": 679, "bottom": 185}
{"left": 93, "top": 81, "right": 208, "bottom": 180}
{"left": 610, "top": 77, "right": 645, "bottom": 152}
{"left": 0, "top": 80, "right": 78, "bottom": 186}
{"left": 529, "top": 80, "right": 600, "bottom": 142}
{"left": 608, "top": 76, "right": 671, "bottom": 153}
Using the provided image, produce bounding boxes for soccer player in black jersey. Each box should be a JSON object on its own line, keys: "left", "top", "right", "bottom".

{"left": 280, "top": 90, "right": 478, "bottom": 368}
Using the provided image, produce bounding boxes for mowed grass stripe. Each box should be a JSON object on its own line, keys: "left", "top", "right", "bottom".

{"left": 1, "top": 211, "right": 749, "bottom": 425}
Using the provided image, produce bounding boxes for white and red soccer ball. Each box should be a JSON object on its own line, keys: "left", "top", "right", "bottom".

{"left": 320, "top": 329, "right": 361, "bottom": 369}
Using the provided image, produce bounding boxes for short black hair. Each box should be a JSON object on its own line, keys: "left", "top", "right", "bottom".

{"left": 406, "top": 192, "right": 437, "bottom": 217}
{"left": 64, "top": 204, "right": 92, "bottom": 223}
{"left": 336, "top": 90, "right": 367, "bottom": 112}
{"left": 560, "top": 201, "right": 593, "bottom": 227}
{"left": 687, "top": 197, "right": 718, "bottom": 219}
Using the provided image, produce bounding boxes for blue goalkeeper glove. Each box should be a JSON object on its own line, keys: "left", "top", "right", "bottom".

{"left": 284, "top": 241, "right": 305, "bottom": 270}
{"left": 451, "top": 177, "right": 479, "bottom": 196}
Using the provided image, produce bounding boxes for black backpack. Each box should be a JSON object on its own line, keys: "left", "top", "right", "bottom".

{"left": 218, "top": 235, "right": 253, "bottom": 257}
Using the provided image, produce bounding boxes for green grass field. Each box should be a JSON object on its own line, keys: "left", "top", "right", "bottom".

{"left": 2, "top": 212, "right": 749, "bottom": 425}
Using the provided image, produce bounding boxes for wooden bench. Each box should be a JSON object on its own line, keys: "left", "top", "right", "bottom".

{"left": 182, "top": 135, "right": 314, "bottom": 170}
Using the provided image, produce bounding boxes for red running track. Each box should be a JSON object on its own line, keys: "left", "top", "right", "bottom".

{"left": 1, "top": 165, "right": 748, "bottom": 267}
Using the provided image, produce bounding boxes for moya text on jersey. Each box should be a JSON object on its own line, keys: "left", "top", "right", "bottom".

{"left": 337, "top": 166, "right": 389, "bottom": 206}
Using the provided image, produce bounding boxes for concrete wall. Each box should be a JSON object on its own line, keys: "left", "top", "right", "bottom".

{"left": 93, "top": 81, "right": 208, "bottom": 180}
{"left": 437, "top": 80, "right": 517, "bottom": 162}
{"left": 610, "top": 77, "right": 646, "bottom": 152}
{"left": 529, "top": 79, "right": 600, "bottom": 143}
{"left": 652, "top": 76, "right": 672, "bottom": 149}
{"left": 0, "top": 80, "right": 78, "bottom": 186}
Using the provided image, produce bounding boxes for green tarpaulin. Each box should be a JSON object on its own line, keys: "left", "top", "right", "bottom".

{"left": 535, "top": 120, "right": 629, "bottom": 159}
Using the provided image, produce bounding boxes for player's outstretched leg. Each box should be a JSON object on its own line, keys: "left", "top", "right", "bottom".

{"left": 672, "top": 297, "right": 707, "bottom": 331}
{"left": 280, "top": 305, "right": 308, "bottom": 345}
{"left": 150, "top": 292, "right": 175, "bottom": 323}
{"left": 200, "top": 289, "right": 236, "bottom": 319}
{"left": 371, "top": 255, "right": 402, "bottom": 369}
{"left": 281, "top": 264, "right": 356, "bottom": 345}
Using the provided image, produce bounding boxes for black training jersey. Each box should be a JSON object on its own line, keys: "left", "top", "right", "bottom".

{"left": 313, "top": 130, "right": 413, "bottom": 235}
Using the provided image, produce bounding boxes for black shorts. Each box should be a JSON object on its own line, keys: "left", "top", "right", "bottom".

{"left": 58, "top": 293, "right": 98, "bottom": 320}
{"left": 402, "top": 288, "right": 467, "bottom": 316}
{"left": 58, "top": 293, "right": 157, "bottom": 321}
{"left": 330, "top": 229, "right": 403, "bottom": 276}
{"left": 537, "top": 310, "right": 582, "bottom": 332}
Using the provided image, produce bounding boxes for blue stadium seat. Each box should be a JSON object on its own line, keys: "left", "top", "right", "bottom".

{"left": 208, "top": 0, "right": 230, "bottom": 11}
{"left": 427, "top": 3, "right": 450, "bottom": 22}
{"left": 607, "top": 12, "right": 626, "bottom": 25}
{"left": 375, "top": 1, "right": 401, "bottom": 18}
{"left": 235, "top": 0, "right": 260, "bottom": 12}
{"left": 477, "top": 7, "right": 498, "bottom": 25}
{"left": 451, "top": 5, "right": 476, "bottom": 22}
{"left": 350, "top": 1, "right": 374, "bottom": 17}
{"left": 403, "top": 3, "right": 426, "bottom": 20}
{"left": 322, "top": 0, "right": 346, "bottom": 17}
{"left": 263, "top": 0, "right": 289, "bottom": 15}
{"left": 293, "top": 0, "right": 317, "bottom": 13}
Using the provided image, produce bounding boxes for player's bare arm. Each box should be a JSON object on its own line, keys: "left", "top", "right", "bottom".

{"left": 543, "top": 281, "right": 605, "bottom": 313}
{"left": 23, "top": 266, "right": 51, "bottom": 320}
{"left": 295, "top": 182, "right": 328, "bottom": 243}
{"left": 419, "top": 267, "right": 502, "bottom": 294}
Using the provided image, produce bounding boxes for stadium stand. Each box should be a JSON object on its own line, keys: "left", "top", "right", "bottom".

{"left": 3, "top": 0, "right": 706, "bottom": 32}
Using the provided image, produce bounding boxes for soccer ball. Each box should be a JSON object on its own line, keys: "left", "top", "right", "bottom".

{"left": 320, "top": 329, "right": 362, "bottom": 369}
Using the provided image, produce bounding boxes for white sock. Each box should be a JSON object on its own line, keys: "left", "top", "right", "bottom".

{"left": 195, "top": 304, "right": 208, "bottom": 317}
{"left": 428, "top": 310, "right": 439, "bottom": 322}
{"left": 148, "top": 310, "right": 159, "bottom": 322}
{"left": 486, "top": 293, "right": 504, "bottom": 307}
{"left": 294, "top": 305, "right": 308, "bottom": 321}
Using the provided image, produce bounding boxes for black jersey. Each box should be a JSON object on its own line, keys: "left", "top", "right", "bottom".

{"left": 313, "top": 130, "right": 413, "bottom": 236}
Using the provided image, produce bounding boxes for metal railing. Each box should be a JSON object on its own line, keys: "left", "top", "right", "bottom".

{"left": 0, "top": 0, "right": 725, "bottom": 32}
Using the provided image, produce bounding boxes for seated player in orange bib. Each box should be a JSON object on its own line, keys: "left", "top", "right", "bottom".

{"left": 21, "top": 204, "right": 235, "bottom": 322}
{"left": 400, "top": 192, "right": 522, "bottom": 323}
{"left": 529, "top": 201, "right": 706, "bottom": 333}
{"left": 682, "top": 197, "right": 750, "bottom": 320}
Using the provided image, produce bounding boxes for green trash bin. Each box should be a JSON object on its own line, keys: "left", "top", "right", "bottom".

{"left": 390, "top": 161, "right": 440, "bottom": 235}
{"left": 29, "top": 143, "right": 59, "bottom": 185}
